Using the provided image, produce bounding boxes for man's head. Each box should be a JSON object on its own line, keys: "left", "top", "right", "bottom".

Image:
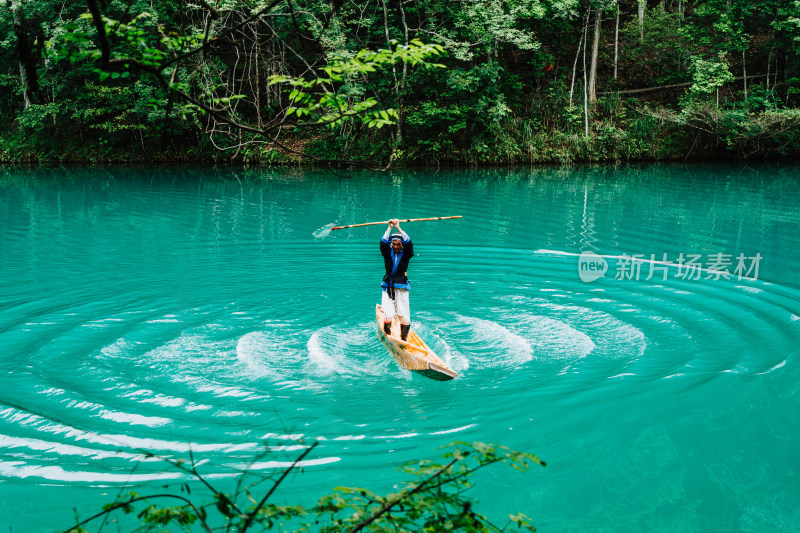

{"left": 390, "top": 234, "right": 404, "bottom": 251}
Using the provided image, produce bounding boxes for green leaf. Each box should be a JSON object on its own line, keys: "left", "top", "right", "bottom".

{"left": 215, "top": 494, "right": 234, "bottom": 517}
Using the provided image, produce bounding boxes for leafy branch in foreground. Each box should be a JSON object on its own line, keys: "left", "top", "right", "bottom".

{"left": 62, "top": 441, "right": 545, "bottom": 533}
{"left": 268, "top": 40, "right": 446, "bottom": 131}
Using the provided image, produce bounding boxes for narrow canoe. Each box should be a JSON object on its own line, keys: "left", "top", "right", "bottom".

{"left": 375, "top": 304, "right": 458, "bottom": 381}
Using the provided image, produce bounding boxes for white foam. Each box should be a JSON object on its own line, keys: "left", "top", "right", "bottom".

{"left": 413, "top": 310, "right": 598, "bottom": 370}
{"left": 532, "top": 301, "right": 647, "bottom": 361}
{"left": 454, "top": 315, "right": 534, "bottom": 366}
{"left": 736, "top": 285, "right": 762, "bottom": 294}
{"left": 236, "top": 330, "right": 305, "bottom": 380}
{"left": 139, "top": 395, "right": 186, "bottom": 408}
{"left": 313, "top": 223, "right": 336, "bottom": 239}
{"left": 306, "top": 330, "right": 346, "bottom": 376}
{"left": 37, "top": 387, "right": 67, "bottom": 397}
{"left": 0, "top": 434, "right": 149, "bottom": 461}
{"left": 305, "top": 323, "right": 386, "bottom": 378}
{"left": 430, "top": 424, "right": 476, "bottom": 435}
{"left": 754, "top": 359, "right": 787, "bottom": 375}
{"left": 375, "top": 432, "right": 419, "bottom": 439}
{"left": 523, "top": 315, "right": 596, "bottom": 361}
{"left": 0, "top": 461, "right": 184, "bottom": 482}
{"left": 121, "top": 389, "right": 188, "bottom": 408}
{"left": 1, "top": 407, "right": 262, "bottom": 454}
{"left": 143, "top": 333, "right": 230, "bottom": 365}
{"left": 98, "top": 410, "right": 171, "bottom": 427}
{"left": 260, "top": 432, "right": 305, "bottom": 440}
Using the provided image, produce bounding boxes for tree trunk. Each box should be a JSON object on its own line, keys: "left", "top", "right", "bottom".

{"left": 253, "top": 25, "right": 263, "bottom": 129}
{"left": 569, "top": 32, "right": 584, "bottom": 107}
{"left": 742, "top": 48, "right": 747, "bottom": 100}
{"left": 381, "top": 0, "right": 400, "bottom": 144}
{"left": 583, "top": 8, "right": 590, "bottom": 136}
{"left": 786, "top": 53, "right": 790, "bottom": 104}
{"left": 13, "top": 6, "right": 38, "bottom": 109}
{"left": 570, "top": 5, "right": 591, "bottom": 108}
{"left": 766, "top": 50, "right": 771, "bottom": 93}
{"left": 614, "top": 9, "right": 619, "bottom": 80}
{"left": 589, "top": 9, "right": 602, "bottom": 105}
{"left": 638, "top": 0, "right": 645, "bottom": 42}
{"left": 774, "top": 52, "right": 779, "bottom": 90}
{"left": 396, "top": 0, "right": 410, "bottom": 146}
{"left": 160, "top": 65, "right": 180, "bottom": 150}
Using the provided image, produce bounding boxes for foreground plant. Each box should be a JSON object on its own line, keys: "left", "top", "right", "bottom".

{"left": 63, "top": 441, "right": 545, "bottom": 532}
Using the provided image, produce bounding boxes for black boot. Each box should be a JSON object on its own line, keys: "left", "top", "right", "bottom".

{"left": 383, "top": 322, "right": 392, "bottom": 335}
{"left": 400, "top": 323, "right": 410, "bottom": 341}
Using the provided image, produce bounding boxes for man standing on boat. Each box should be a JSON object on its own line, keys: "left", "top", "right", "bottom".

{"left": 380, "top": 218, "right": 413, "bottom": 341}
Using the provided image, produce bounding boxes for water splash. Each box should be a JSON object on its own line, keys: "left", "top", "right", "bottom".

{"left": 313, "top": 223, "right": 336, "bottom": 239}
{"left": 306, "top": 323, "right": 387, "bottom": 378}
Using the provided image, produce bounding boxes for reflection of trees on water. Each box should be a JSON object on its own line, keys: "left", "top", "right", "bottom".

{"left": 2, "top": 165, "right": 799, "bottom": 281}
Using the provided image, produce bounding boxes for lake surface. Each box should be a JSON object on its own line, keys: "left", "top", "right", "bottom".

{"left": 1, "top": 164, "right": 799, "bottom": 532}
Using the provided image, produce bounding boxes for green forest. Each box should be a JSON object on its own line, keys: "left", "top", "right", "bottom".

{"left": 3, "top": 0, "right": 800, "bottom": 166}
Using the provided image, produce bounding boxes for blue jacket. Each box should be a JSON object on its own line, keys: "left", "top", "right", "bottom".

{"left": 380, "top": 234, "right": 413, "bottom": 298}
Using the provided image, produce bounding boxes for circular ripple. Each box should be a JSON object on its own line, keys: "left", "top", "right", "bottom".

{"left": 2, "top": 167, "right": 799, "bottom": 532}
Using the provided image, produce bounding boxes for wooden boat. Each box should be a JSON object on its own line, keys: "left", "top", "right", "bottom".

{"left": 375, "top": 304, "right": 458, "bottom": 381}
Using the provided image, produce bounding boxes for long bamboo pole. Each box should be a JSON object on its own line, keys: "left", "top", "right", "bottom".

{"left": 330, "top": 216, "right": 462, "bottom": 231}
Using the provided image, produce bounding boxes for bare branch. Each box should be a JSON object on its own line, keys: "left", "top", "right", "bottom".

{"left": 349, "top": 458, "right": 459, "bottom": 533}
{"left": 62, "top": 494, "right": 213, "bottom": 533}
{"left": 240, "top": 441, "right": 320, "bottom": 533}
{"left": 162, "top": 0, "right": 284, "bottom": 69}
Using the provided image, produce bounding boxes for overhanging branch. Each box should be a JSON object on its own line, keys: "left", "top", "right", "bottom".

{"left": 599, "top": 74, "right": 769, "bottom": 96}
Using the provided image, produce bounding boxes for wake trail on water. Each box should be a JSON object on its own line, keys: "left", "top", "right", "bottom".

{"left": 447, "top": 315, "right": 533, "bottom": 369}
{"left": 236, "top": 330, "right": 307, "bottom": 382}
{"left": 305, "top": 323, "right": 389, "bottom": 378}
{"left": 415, "top": 311, "right": 594, "bottom": 373}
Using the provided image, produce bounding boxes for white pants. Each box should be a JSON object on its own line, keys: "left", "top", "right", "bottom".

{"left": 381, "top": 289, "right": 410, "bottom": 325}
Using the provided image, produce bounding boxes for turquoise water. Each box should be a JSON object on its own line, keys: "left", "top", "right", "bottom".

{"left": 1, "top": 165, "right": 799, "bottom": 531}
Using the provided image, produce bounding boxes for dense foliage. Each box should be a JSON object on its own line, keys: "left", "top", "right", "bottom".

{"left": 63, "top": 441, "right": 545, "bottom": 532}
{"left": 3, "top": 0, "right": 800, "bottom": 165}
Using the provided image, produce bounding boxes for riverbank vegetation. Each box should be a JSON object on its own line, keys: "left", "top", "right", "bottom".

{"left": 63, "top": 441, "right": 544, "bottom": 533}
{"left": 3, "top": 0, "right": 800, "bottom": 166}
